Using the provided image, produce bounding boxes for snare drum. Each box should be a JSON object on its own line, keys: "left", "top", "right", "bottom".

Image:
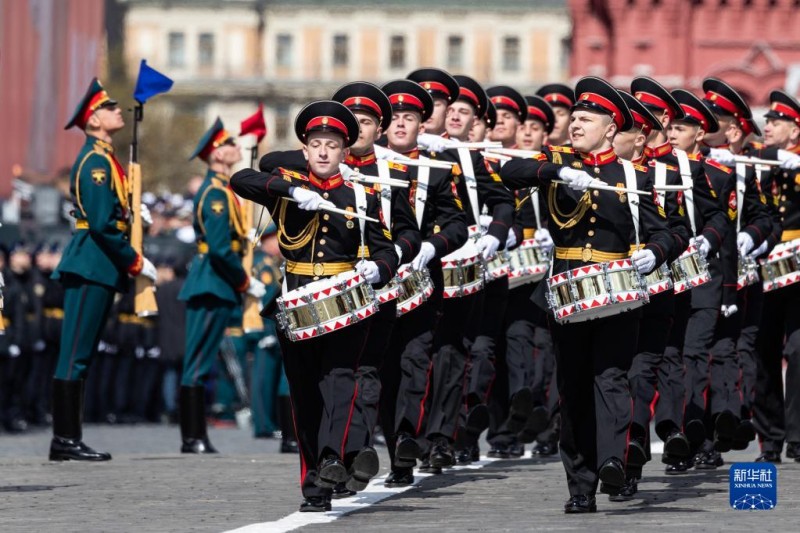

{"left": 761, "top": 239, "right": 800, "bottom": 292}
{"left": 671, "top": 244, "right": 710, "bottom": 294}
{"left": 441, "top": 243, "right": 485, "bottom": 299}
{"left": 375, "top": 280, "right": 404, "bottom": 305}
{"left": 484, "top": 251, "right": 511, "bottom": 280}
{"left": 546, "top": 259, "right": 649, "bottom": 324}
{"left": 644, "top": 263, "right": 673, "bottom": 296}
{"left": 276, "top": 271, "right": 377, "bottom": 342}
{"left": 395, "top": 264, "right": 435, "bottom": 316}
{"left": 737, "top": 256, "right": 759, "bottom": 291}
{"left": 507, "top": 239, "right": 551, "bottom": 290}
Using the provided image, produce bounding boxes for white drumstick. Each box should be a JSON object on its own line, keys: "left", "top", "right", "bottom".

{"left": 440, "top": 141, "right": 503, "bottom": 150}
{"left": 554, "top": 179, "right": 649, "bottom": 196}
{"left": 653, "top": 184, "right": 692, "bottom": 191}
{"left": 732, "top": 155, "right": 782, "bottom": 166}
{"left": 284, "top": 197, "right": 379, "bottom": 223}
{"left": 480, "top": 151, "right": 512, "bottom": 162}
{"left": 347, "top": 175, "right": 409, "bottom": 188}
{"left": 485, "top": 147, "right": 542, "bottom": 158}
{"left": 391, "top": 158, "right": 457, "bottom": 169}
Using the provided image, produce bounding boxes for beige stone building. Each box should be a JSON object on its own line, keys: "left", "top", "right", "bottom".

{"left": 123, "top": 0, "right": 570, "bottom": 149}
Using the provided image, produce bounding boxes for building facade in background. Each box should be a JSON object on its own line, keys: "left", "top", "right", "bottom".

{"left": 569, "top": 0, "right": 800, "bottom": 105}
{"left": 122, "top": 0, "right": 570, "bottom": 150}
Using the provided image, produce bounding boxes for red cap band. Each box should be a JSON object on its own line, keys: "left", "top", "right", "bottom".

{"left": 630, "top": 110, "right": 653, "bottom": 136}
{"left": 306, "top": 116, "right": 349, "bottom": 139}
{"left": 544, "top": 92, "right": 572, "bottom": 107}
{"left": 704, "top": 90, "right": 741, "bottom": 116}
{"left": 634, "top": 91, "right": 674, "bottom": 119}
{"left": 491, "top": 95, "right": 521, "bottom": 112}
{"left": 527, "top": 106, "right": 549, "bottom": 126}
{"left": 771, "top": 102, "right": 800, "bottom": 124}
{"left": 80, "top": 90, "right": 111, "bottom": 129}
{"left": 679, "top": 104, "right": 709, "bottom": 131}
{"left": 389, "top": 93, "right": 424, "bottom": 111}
{"left": 459, "top": 87, "right": 480, "bottom": 108}
{"left": 342, "top": 96, "right": 383, "bottom": 118}
{"left": 421, "top": 81, "right": 452, "bottom": 97}
{"left": 579, "top": 92, "right": 624, "bottom": 129}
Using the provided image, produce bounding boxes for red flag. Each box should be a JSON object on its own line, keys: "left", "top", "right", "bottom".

{"left": 240, "top": 103, "right": 267, "bottom": 142}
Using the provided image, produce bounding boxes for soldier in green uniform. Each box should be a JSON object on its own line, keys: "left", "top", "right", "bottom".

{"left": 50, "top": 78, "right": 158, "bottom": 461}
{"left": 178, "top": 119, "right": 266, "bottom": 453}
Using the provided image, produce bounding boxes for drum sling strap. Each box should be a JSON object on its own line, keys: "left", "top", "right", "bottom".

{"left": 675, "top": 149, "right": 698, "bottom": 237}
{"left": 414, "top": 160, "right": 431, "bottom": 230}
{"left": 457, "top": 147, "right": 482, "bottom": 237}
{"left": 376, "top": 159, "right": 392, "bottom": 229}
{"left": 735, "top": 163, "right": 746, "bottom": 234}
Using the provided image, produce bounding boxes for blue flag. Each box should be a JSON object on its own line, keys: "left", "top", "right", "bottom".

{"left": 133, "top": 60, "right": 173, "bottom": 104}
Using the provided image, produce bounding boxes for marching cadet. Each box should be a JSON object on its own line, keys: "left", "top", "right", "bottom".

{"left": 407, "top": 67, "right": 460, "bottom": 137}
{"left": 231, "top": 101, "right": 398, "bottom": 511}
{"left": 747, "top": 91, "right": 800, "bottom": 463}
{"left": 535, "top": 83, "right": 575, "bottom": 146}
{"left": 699, "top": 78, "right": 772, "bottom": 454}
{"left": 177, "top": 119, "right": 266, "bottom": 453}
{"left": 500, "top": 77, "right": 672, "bottom": 513}
{"left": 470, "top": 102, "right": 497, "bottom": 143}
{"left": 377, "top": 79, "right": 467, "bottom": 484}
{"left": 50, "top": 78, "right": 157, "bottom": 461}
{"left": 612, "top": 90, "right": 692, "bottom": 498}
{"left": 331, "top": 80, "right": 421, "bottom": 497}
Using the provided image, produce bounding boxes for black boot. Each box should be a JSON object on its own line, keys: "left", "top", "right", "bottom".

{"left": 49, "top": 379, "right": 111, "bottom": 461}
{"left": 180, "top": 386, "right": 218, "bottom": 454}
{"left": 278, "top": 395, "right": 299, "bottom": 454}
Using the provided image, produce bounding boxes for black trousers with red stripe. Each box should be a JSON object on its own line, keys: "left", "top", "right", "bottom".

{"left": 279, "top": 319, "right": 370, "bottom": 498}
{"left": 345, "top": 300, "right": 397, "bottom": 459}
{"left": 550, "top": 310, "right": 640, "bottom": 497}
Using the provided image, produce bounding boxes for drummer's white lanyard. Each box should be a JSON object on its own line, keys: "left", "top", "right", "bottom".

{"left": 376, "top": 159, "right": 392, "bottom": 229}
{"left": 621, "top": 159, "right": 641, "bottom": 249}
{"left": 735, "top": 163, "right": 746, "bottom": 233}
{"left": 414, "top": 159, "right": 430, "bottom": 229}
{"left": 532, "top": 189, "right": 542, "bottom": 231}
{"left": 675, "top": 149, "right": 698, "bottom": 237}
{"left": 654, "top": 161, "right": 667, "bottom": 220}
{"left": 354, "top": 182, "right": 368, "bottom": 259}
{"left": 457, "top": 147, "right": 482, "bottom": 233}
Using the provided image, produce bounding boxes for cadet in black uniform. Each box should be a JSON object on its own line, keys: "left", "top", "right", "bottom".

{"left": 501, "top": 77, "right": 672, "bottom": 513}
{"left": 536, "top": 83, "right": 575, "bottom": 147}
{"left": 231, "top": 101, "right": 398, "bottom": 511}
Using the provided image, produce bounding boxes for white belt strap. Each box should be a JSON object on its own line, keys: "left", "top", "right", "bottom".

{"left": 354, "top": 182, "right": 368, "bottom": 259}
{"left": 457, "top": 147, "right": 481, "bottom": 226}
{"left": 735, "top": 162, "right": 746, "bottom": 233}
{"left": 414, "top": 159, "right": 431, "bottom": 229}
{"left": 621, "top": 159, "right": 641, "bottom": 248}
{"left": 654, "top": 161, "right": 667, "bottom": 215}
{"left": 376, "top": 159, "right": 392, "bottom": 229}
{"left": 531, "top": 188, "right": 542, "bottom": 230}
{"left": 675, "top": 149, "right": 697, "bottom": 236}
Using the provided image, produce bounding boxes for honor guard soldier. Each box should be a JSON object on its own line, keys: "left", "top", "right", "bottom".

{"left": 699, "top": 78, "right": 772, "bottom": 453}
{"left": 178, "top": 119, "right": 266, "bottom": 454}
{"left": 536, "top": 83, "right": 575, "bottom": 146}
{"left": 500, "top": 77, "right": 672, "bottom": 513}
{"left": 50, "top": 79, "right": 158, "bottom": 461}
{"left": 748, "top": 91, "right": 800, "bottom": 463}
{"left": 231, "top": 101, "right": 398, "bottom": 511}
{"left": 377, "top": 79, "right": 468, "bottom": 485}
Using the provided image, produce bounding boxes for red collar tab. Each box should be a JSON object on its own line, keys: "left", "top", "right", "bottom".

{"left": 309, "top": 172, "right": 344, "bottom": 190}
{"left": 679, "top": 104, "right": 709, "bottom": 131}
{"left": 403, "top": 149, "right": 420, "bottom": 160}
{"left": 632, "top": 153, "right": 647, "bottom": 165}
{"left": 306, "top": 116, "right": 349, "bottom": 140}
{"left": 491, "top": 95, "right": 520, "bottom": 112}
{"left": 390, "top": 93, "right": 424, "bottom": 111}
{"left": 345, "top": 152, "right": 376, "bottom": 167}
{"left": 582, "top": 147, "right": 617, "bottom": 166}
{"left": 634, "top": 91, "right": 674, "bottom": 119}
{"left": 579, "top": 92, "right": 624, "bottom": 129}
{"left": 342, "top": 96, "right": 383, "bottom": 119}
{"left": 544, "top": 92, "right": 573, "bottom": 107}
{"left": 704, "top": 90, "right": 741, "bottom": 116}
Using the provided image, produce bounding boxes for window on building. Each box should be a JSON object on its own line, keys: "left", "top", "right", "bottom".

{"left": 390, "top": 35, "right": 406, "bottom": 70}
{"left": 502, "top": 36, "right": 520, "bottom": 72}
{"left": 447, "top": 36, "right": 463, "bottom": 70}
{"left": 275, "top": 104, "right": 290, "bottom": 141}
{"left": 168, "top": 32, "right": 185, "bottom": 68}
{"left": 198, "top": 33, "right": 215, "bottom": 67}
{"left": 333, "top": 34, "right": 349, "bottom": 67}
{"left": 276, "top": 34, "right": 293, "bottom": 67}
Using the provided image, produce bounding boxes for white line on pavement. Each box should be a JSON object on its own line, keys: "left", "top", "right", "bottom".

{"left": 224, "top": 457, "right": 500, "bottom": 533}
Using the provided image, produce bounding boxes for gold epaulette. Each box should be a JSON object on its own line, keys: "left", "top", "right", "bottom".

{"left": 705, "top": 158, "right": 733, "bottom": 174}
{"left": 387, "top": 161, "right": 408, "bottom": 172}
{"left": 278, "top": 167, "right": 308, "bottom": 181}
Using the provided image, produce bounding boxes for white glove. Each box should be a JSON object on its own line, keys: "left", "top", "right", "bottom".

{"left": 291, "top": 187, "right": 335, "bottom": 212}
{"left": 737, "top": 232, "right": 754, "bottom": 257}
{"left": 557, "top": 167, "right": 595, "bottom": 192}
{"left": 506, "top": 229, "right": 517, "bottom": 250}
{"left": 748, "top": 239, "right": 769, "bottom": 258}
{"left": 707, "top": 148, "right": 737, "bottom": 166}
{"left": 691, "top": 235, "right": 710, "bottom": 259}
{"left": 356, "top": 260, "right": 381, "bottom": 284}
{"left": 0, "top": 271, "right": 4, "bottom": 288}
{"left": 411, "top": 242, "right": 436, "bottom": 271}
{"left": 374, "top": 145, "right": 407, "bottom": 161}
{"left": 534, "top": 228, "right": 554, "bottom": 252}
{"left": 140, "top": 257, "right": 157, "bottom": 282}
{"left": 339, "top": 164, "right": 356, "bottom": 180}
{"left": 395, "top": 244, "right": 403, "bottom": 264}
{"left": 777, "top": 149, "right": 800, "bottom": 170}
{"left": 140, "top": 203, "right": 153, "bottom": 226}
{"left": 479, "top": 214, "right": 494, "bottom": 230}
{"left": 631, "top": 249, "right": 657, "bottom": 275}
{"left": 247, "top": 277, "right": 266, "bottom": 299}
{"left": 417, "top": 133, "right": 455, "bottom": 153}
{"left": 721, "top": 304, "right": 739, "bottom": 318}
{"left": 8, "top": 345, "right": 21, "bottom": 358}
{"left": 476, "top": 234, "right": 501, "bottom": 260}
